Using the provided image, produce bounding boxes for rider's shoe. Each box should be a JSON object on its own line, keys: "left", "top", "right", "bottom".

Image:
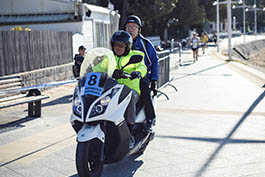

{"left": 145, "top": 119, "right": 156, "bottom": 132}
{"left": 129, "top": 136, "right": 135, "bottom": 149}
{"left": 152, "top": 118, "right": 156, "bottom": 126}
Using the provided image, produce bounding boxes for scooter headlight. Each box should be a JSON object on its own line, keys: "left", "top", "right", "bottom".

{"left": 90, "top": 94, "right": 111, "bottom": 118}
{"left": 95, "top": 105, "right": 103, "bottom": 113}
{"left": 100, "top": 96, "right": 111, "bottom": 106}
{"left": 73, "top": 95, "right": 82, "bottom": 117}
{"left": 89, "top": 87, "right": 120, "bottom": 118}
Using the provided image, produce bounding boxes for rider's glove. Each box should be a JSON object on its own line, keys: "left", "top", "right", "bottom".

{"left": 130, "top": 71, "right": 141, "bottom": 80}
{"left": 150, "top": 80, "right": 157, "bottom": 96}
{"left": 112, "top": 69, "right": 123, "bottom": 79}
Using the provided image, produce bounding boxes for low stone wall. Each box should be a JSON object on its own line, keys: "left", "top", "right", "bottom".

{"left": 20, "top": 63, "right": 74, "bottom": 87}
{"left": 232, "top": 39, "right": 265, "bottom": 73}
{"left": 232, "top": 39, "right": 265, "bottom": 60}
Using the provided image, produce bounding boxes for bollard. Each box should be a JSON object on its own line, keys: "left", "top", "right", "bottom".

{"left": 170, "top": 39, "right": 174, "bottom": 52}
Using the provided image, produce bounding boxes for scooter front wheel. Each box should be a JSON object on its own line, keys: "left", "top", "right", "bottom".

{"left": 76, "top": 139, "right": 104, "bottom": 177}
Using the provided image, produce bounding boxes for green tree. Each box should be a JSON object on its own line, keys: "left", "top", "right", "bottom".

{"left": 127, "top": 0, "right": 178, "bottom": 36}
{"left": 111, "top": 0, "right": 178, "bottom": 36}
{"left": 200, "top": 0, "right": 214, "bottom": 21}
{"left": 169, "top": 0, "right": 205, "bottom": 37}
{"left": 110, "top": 0, "right": 232, "bottom": 39}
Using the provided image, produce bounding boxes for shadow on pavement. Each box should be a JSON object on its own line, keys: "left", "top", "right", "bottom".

{"left": 174, "top": 63, "right": 228, "bottom": 81}
{"left": 156, "top": 135, "right": 265, "bottom": 144}
{"left": 42, "top": 94, "right": 72, "bottom": 107}
{"left": 0, "top": 94, "right": 73, "bottom": 132}
{"left": 101, "top": 154, "right": 143, "bottom": 177}
{"left": 173, "top": 73, "right": 233, "bottom": 77}
{"left": 178, "top": 60, "right": 195, "bottom": 67}
{"left": 0, "top": 116, "right": 37, "bottom": 134}
{"left": 69, "top": 154, "right": 143, "bottom": 177}
{"left": 0, "top": 134, "right": 75, "bottom": 167}
{"left": 156, "top": 90, "right": 265, "bottom": 177}
{"left": 206, "top": 44, "right": 217, "bottom": 47}
{"left": 194, "top": 90, "right": 265, "bottom": 177}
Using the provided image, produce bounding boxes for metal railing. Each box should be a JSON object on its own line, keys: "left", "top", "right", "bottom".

{"left": 157, "top": 50, "right": 178, "bottom": 100}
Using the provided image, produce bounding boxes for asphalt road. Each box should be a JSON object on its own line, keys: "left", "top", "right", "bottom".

{"left": 1, "top": 38, "right": 265, "bottom": 177}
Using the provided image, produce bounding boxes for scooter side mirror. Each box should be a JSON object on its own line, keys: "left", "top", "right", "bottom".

{"left": 121, "top": 55, "right": 143, "bottom": 70}
{"left": 128, "top": 55, "right": 143, "bottom": 64}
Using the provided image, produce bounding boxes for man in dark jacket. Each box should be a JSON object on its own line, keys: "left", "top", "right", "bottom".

{"left": 73, "top": 45, "right": 86, "bottom": 78}
{"left": 125, "top": 15, "right": 159, "bottom": 131}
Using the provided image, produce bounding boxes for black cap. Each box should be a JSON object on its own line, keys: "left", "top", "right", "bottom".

{"left": 79, "top": 45, "right": 86, "bottom": 51}
{"left": 125, "top": 15, "right": 142, "bottom": 28}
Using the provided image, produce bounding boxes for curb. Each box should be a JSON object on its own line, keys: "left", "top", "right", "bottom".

{"left": 213, "top": 52, "right": 265, "bottom": 88}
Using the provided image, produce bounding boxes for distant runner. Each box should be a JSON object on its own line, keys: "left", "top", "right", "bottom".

{"left": 200, "top": 32, "right": 208, "bottom": 54}
{"left": 190, "top": 32, "right": 200, "bottom": 62}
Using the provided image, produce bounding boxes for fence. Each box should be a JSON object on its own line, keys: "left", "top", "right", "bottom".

{"left": 157, "top": 50, "right": 170, "bottom": 88}
{"left": 0, "top": 31, "right": 73, "bottom": 77}
{"left": 157, "top": 50, "right": 178, "bottom": 99}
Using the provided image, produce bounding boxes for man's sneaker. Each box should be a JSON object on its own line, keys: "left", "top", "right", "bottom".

{"left": 145, "top": 119, "right": 156, "bottom": 132}
{"left": 129, "top": 136, "right": 135, "bottom": 149}
{"left": 152, "top": 118, "right": 156, "bottom": 126}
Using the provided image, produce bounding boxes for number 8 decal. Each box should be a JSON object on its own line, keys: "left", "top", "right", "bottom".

{"left": 81, "top": 72, "right": 102, "bottom": 96}
{"left": 88, "top": 74, "right": 97, "bottom": 86}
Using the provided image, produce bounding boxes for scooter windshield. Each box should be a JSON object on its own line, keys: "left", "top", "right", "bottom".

{"left": 79, "top": 48, "right": 117, "bottom": 98}
{"left": 77, "top": 48, "right": 117, "bottom": 119}
{"left": 80, "top": 47, "right": 116, "bottom": 78}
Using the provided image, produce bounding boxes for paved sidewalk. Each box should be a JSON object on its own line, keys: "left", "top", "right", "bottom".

{"left": 152, "top": 47, "right": 265, "bottom": 177}
{"left": 0, "top": 38, "right": 265, "bottom": 177}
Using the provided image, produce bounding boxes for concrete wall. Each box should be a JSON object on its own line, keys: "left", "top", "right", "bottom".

{"left": 21, "top": 63, "right": 74, "bottom": 87}
{"left": 232, "top": 39, "right": 265, "bottom": 59}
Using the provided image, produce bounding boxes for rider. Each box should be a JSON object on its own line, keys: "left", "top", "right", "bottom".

{"left": 111, "top": 30, "right": 147, "bottom": 148}
{"left": 124, "top": 15, "right": 159, "bottom": 131}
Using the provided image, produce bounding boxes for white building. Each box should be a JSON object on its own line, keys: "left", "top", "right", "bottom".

{"left": 0, "top": 0, "right": 120, "bottom": 55}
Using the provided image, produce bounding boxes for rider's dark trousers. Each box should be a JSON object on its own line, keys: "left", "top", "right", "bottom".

{"left": 138, "top": 77, "right": 156, "bottom": 121}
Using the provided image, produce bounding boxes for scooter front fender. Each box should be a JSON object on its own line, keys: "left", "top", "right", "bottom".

{"left": 77, "top": 124, "right": 105, "bottom": 143}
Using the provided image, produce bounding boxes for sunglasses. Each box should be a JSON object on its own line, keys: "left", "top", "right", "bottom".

{"left": 125, "top": 26, "right": 139, "bottom": 30}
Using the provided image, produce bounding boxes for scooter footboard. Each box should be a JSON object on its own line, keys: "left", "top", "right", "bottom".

{"left": 77, "top": 124, "right": 105, "bottom": 143}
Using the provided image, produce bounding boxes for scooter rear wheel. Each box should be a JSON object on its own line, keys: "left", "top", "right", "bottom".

{"left": 76, "top": 139, "right": 104, "bottom": 177}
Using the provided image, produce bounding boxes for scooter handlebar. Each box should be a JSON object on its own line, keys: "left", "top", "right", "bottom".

{"left": 121, "top": 72, "right": 131, "bottom": 79}
{"left": 114, "top": 71, "right": 141, "bottom": 80}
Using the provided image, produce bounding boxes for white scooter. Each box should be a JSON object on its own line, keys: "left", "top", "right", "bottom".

{"left": 70, "top": 48, "right": 155, "bottom": 177}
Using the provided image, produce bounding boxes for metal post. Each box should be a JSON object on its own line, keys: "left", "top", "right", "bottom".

{"left": 243, "top": 0, "right": 246, "bottom": 44}
{"left": 227, "top": 0, "right": 232, "bottom": 61}
{"left": 245, "top": 4, "right": 265, "bottom": 41}
{"left": 217, "top": 0, "right": 220, "bottom": 52}
{"left": 233, "top": 0, "right": 248, "bottom": 44}
{"left": 254, "top": 0, "right": 257, "bottom": 39}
